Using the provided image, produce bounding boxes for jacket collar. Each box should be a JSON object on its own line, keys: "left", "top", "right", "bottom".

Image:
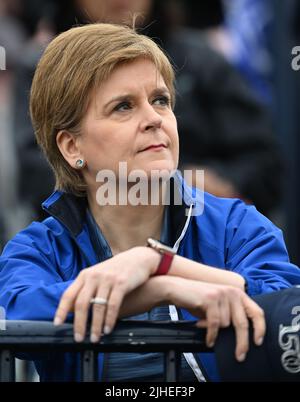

{"left": 42, "top": 171, "right": 202, "bottom": 248}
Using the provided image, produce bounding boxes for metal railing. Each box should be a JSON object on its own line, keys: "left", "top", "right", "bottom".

{"left": 0, "top": 320, "right": 211, "bottom": 382}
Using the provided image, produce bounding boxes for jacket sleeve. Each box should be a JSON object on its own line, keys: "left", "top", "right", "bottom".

{"left": 0, "top": 224, "right": 75, "bottom": 322}
{"left": 225, "top": 200, "right": 300, "bottom": 296}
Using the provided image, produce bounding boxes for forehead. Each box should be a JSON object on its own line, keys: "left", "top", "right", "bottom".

{"left": 98, "top": 59, "right": 167, "bottom": 95}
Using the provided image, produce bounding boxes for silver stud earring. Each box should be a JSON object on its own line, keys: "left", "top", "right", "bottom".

{"left": 75, "top": 159, "right": 85, "bottom": 169}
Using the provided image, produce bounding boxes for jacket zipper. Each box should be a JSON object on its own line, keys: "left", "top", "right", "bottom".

{"left": 168, "top": 203, "right": 208, "bottom": 382}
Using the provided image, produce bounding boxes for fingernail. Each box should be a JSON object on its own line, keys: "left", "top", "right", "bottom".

{"left": 104, "top": 326, "right": 111, "bottom": 335}
{"left": 256, "top": 337, "right": 264, "bottom": 346}
{"left": 54, "top": 317, "right": 62, "bottom": 326}
{"left": 237, "top": 353, "right": 246, "bottom": 362}
{"left": 74, "top": 333, "right": 84, "bottom": 342}
{"left": 208, "top": 341, "right": 214, "bottom": 348}
{"left": 90, "top": 334, "right": 98, "bottom": 343}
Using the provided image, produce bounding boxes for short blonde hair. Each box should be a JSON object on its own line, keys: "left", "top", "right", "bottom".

{"left": 30, "top": 23, "right": 175, "bottom": 196}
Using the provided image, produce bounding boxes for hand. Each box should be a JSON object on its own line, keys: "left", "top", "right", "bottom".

{"left": 54, "top": 246, "right": 159, "bottom": 343}
{"left": 166, "top": 277, "right": 265, "bottom": 362}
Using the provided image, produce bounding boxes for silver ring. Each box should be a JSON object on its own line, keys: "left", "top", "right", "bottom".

{"left": 90, "top": 297, "right": 108, "bottom": 306}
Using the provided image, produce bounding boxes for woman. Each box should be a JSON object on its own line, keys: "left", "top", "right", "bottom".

{"left": 0, "top": 23, "right": 299, "bottom": 382}
{"left": 14, "top": 0, "right": 283, "bottom": 223}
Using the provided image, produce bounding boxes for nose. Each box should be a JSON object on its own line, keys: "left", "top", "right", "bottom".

{"left": 140, "top": 103, "right": 163, "bottom": 132}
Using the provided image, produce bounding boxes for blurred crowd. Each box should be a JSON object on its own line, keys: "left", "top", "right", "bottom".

{"left": 0, "top": 0, "right": 300, "bottom": 265}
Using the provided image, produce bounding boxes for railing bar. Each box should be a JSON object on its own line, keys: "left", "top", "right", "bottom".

{"left": 81, "top": 350, "right": 98, "bottom": 382}
{"left": 0, "top": 350, "right": 15, "bottom": 382}
{"left": 164, "top": 350, "right": 179, "bottom": 382}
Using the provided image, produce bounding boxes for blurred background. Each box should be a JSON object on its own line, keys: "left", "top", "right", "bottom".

{"left": 0, "top": 0, "right": 300, "bottom": 264}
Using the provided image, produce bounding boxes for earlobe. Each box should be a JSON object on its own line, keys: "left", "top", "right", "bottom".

{"left": 75, "top": 159, "right": 86, "bottom": 169}
{"left": 56, "top": 130, "right": 83, "bottom": 168}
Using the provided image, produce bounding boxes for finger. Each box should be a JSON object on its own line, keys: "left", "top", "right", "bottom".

{"left": 230, "top": 296, "right": 249, "bottom": 362}
{"left": 54, "top": 278, "right": 84, "bottom": 325}
{"left": 103, "top": 286, "right": 125, "bottom": 335}
{"left": 242, "top": 294, "right": 266, "bottom": 346}
{"left": 74, "top": 283, "right": 97, "bottom": 342}
{"left": 90, "top": 289, "right": 111, "bottom": 343}
{"left": 205, "top": 300, "right": 221, "bottom": 347}
{"left": 219, "top": 296, "right": 230, "bottom": 328}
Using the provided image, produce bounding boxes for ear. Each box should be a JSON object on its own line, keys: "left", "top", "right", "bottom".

{"left": 56, "top": 130, "right": 83, "bottom": 169}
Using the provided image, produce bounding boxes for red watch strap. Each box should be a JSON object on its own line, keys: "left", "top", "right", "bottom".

{"left": 155, "top": 253, "right": 174, "bottom": 275}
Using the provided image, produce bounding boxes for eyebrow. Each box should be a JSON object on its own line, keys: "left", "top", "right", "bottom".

{"left": 103, "top": 87, "right": 170, "bottom": 110}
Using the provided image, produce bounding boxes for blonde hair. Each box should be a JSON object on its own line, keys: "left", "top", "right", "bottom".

{"left": 30, "top": 23, "right": 175, "bottom": 196}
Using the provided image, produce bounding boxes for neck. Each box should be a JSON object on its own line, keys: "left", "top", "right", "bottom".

{"left": 87, "top": 178, "right": 172, "bottom": 254}
{"left": 88, "top": 201, "right": 165, "bottom": 255}
{"left": 87, "top": 180, "right": 169, "bottom": 254}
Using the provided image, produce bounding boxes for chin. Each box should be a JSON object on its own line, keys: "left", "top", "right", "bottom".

{"left": 142, "top": 161, "right": 177, "bottom": 179}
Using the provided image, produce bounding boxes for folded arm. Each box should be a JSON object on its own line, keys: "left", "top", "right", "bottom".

{"left": 119, "top": 275, "right": 265, "bottom": 362}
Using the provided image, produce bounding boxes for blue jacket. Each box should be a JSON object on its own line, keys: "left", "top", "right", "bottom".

{"left": 1, "top": 175, "right": 300, "bottom": 381}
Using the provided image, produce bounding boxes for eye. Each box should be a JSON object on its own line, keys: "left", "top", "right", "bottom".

{"left": 113, "top": 101, "right": 132, "bottom": 112}
{"left": 152, "top": 95, "right": 171, "bottom": 107}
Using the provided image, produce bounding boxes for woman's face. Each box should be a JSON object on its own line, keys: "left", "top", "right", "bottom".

{"left": 76, "top": 0, "right": 152, "bottom": 24}
{"left": 78, "top": 58, "right": 179, "bottom": 188}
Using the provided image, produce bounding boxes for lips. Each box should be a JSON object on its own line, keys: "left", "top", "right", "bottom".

{"left": 140, "top": 144, "right": 167, "bottom": 152}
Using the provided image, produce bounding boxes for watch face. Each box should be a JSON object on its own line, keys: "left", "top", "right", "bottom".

{"left": 147, "top": 238, "right": 158, "bottom": 249}
{"left": 159, "top": 243, "right": 175, "bottom": 254}
{"left": 147, "top": 238, "right": 175, "bottom": 255}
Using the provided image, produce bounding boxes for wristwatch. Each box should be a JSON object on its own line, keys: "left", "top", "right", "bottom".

{"left": 147, "top": 238, "right": 176, "bottom": 275}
